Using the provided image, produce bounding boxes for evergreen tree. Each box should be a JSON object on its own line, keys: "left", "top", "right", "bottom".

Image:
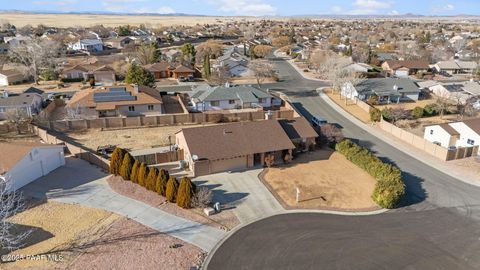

{"left": 125, "top": 63, "right": 155, "bottom": 87}
{"left": 158, "top": 170, "right": 169, "bottom": 196}
{"left": 176, "top": 177, "right": 193, "bottom": 209}
{"left": 203, "top": 54, "right": 211, "bottom": 78}
{"left": 109, "top": 148, "right": 126, "bottom": 175}
{"left": 166, "top": 176, "right": 179, "bottom": 202}
{"left": 346, "top": 45, "right": 353, "bottom": 56}
{"left": 146, "top": 167, "right": 158, "bottom": 191}
{"left": 130, "top": 160, "right": 140, "bottom": 184}
{"left": 137, "top": 162, "right": 148, "bottom": 187}
{"left": 119, "top": 153, "right": 134, "bottom": 181}
{"left": 181, "top": 43, "right": 196, "bottom": 66}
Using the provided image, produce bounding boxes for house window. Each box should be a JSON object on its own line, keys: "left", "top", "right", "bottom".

{"left": 0, "top": 108, "right": 5, "bottom": 112}
{"left": 128, "top": 106, "right": 135, "bottom": 112}
{"left": 258, "top": 98, "right": 265, "bottom": 103}
{"left": 210, "top": 101, "right": 220, "bottom": 106}
{"left": 467, "top": 139, "right": 475, "bottom": 145}
{"left": 430, "top": 130, "right": 433, "bottom": 135}
{"left": 148, "top": 105, "right": 154, "bottom": 110}
{"left": 229, "top": 100, "right": 235, "bottom": 104}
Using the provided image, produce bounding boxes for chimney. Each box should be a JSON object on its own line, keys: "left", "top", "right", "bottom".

{"left": 393, "top": 84, "right": 398, "bottom": 92}
{"left": 225, "top": 82, "right": 230, "bottom": 88}
{"left": 132, "top": 84, "right": 139, "bottom": 95}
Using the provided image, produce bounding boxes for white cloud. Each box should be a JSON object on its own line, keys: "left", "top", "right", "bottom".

{"left": 432, "top": 4, "right": 455, "bottom": 13}
{"left": 209, "top": 0, "right": 276, "bottom": 16}
{"left": 331, "top": 6, "right": 343, "bottom": 13}
{"left": 348, "top": 0, "right": 394, "bottom": 15}
{"left": 389, "top": 10, "right": 399, "bottom": 15}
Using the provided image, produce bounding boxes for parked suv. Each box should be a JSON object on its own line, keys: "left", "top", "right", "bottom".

{"left": 311, "top": 116, "right": 328, "bottom": 127}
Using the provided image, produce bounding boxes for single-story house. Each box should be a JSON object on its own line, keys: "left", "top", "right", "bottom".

{"left": 176, "top": 120, "right": 298, "bottom": 176}
{"left": 433, "top": 60, "right": 478, "bottom": 75}
{"left": 381, "top": 60, "right": 430, "bottom": 77}
{"left": 67, "top": 85, "right": 164, "bottom": 118}
{"left": 341, "top": 78, "right": 421, "bottom": 103}
{"left": 0, "top": 70, "right": 27, "bottom": 86}
{"left": 0, "top": 92, "right": 43, "bottom": 120}
{"left": 172, "top": 65, "right": 195, "bottom": 79}
{"left": 421, "top": 81, "right": 480, "bottom": 104}
{"left": 0, "top": 141, "right": 65, "bottom": 193}
{"left": 62, "top": 64, "right": 116, "bottom": 85}
{"left": 145, "top": 61, "right": 173, "bottom": 79}
{"left": 68, "top": 39, "right": 104, "bottom": 52}
{"left": 189, "top": 85, "right": 281, "bottom": 111}
{"left": 103, "top": 37, "right": 134, "bottom": 49}
{"left": 278, "top": 117, "right": 318, "bottom": 151}
{"left": 424, "top": 118, "right": 480, "bottom": 150}
{"left": 343, "top": 63, "right": 374, "bottom": 73}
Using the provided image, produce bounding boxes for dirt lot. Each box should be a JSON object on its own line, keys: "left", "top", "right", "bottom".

{"left": 375, "top": 98, "right": 434, "bottom": 111}
{"left": 66, "top": 123, "right": 215, "bottom": 151}
{"left": 325, "top": 91, "right": 371, "bottom": 123}
{"left": 108, "top": 176, "right": 239, "bottom": 230}
{"left": 262, "top": 149, "right": 379, "bottom": 211}
{"left": 4, "top": 200, "right": 120, "bottom": 269}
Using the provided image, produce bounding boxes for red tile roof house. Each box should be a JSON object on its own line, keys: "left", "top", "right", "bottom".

{"left": 145, "top": 61, "right": 195, "bottom": 80}
{"left": 175, "top": 118, "right": 317, "bottom": 176}
{"left": 67, "top": 85, "right": 164, "bottom": 118}
{"left": 381, "top": 60, "right": 430, "bottom": 77}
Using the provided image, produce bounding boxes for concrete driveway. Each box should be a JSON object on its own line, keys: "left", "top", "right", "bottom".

{"left": 21, "top": 157, "right": 226, "bottom": 252}
{"left": 194, "top": 169, "right": 284, "bottom": 224}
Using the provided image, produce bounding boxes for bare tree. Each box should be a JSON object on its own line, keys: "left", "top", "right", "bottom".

{"left": 5, "top": 109, "right": 31, "bottom": 134}
{"left": 318, "top": 124, "right": 344, "bottom": 147}
{"left": 196, "top": 40, "right": 224, "bottom": 60}
{"left": 209, "top": 66, "right": 231, "bottom": 86}
{"left": 0, "top": 179, "right": 32, "bottom": 252}
{"left": 249, "top": 60, "right": 275, "bottom": 86}
{"left": 252, "top": 45, "right": 273, "bottom": 58}
{"left": 8, "top": 38, "right": 62, "bottom": 84}
{"left": 435, "top": 92, "right": 452, "bottom": 119}
{"left": 390, "top": 107, "right": 410, "bottom": 124}
{"left": 191, "top": 187, "right": 213, "bottom": 208}
{"left": 135, "top": 43, "right": 159, "bottom": 65}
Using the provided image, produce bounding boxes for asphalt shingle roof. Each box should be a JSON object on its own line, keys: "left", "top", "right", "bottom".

{"left": 355, "top": 78, "right": 420, "bottom": 96}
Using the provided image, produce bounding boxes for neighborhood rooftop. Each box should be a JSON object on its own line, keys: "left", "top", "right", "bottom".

{"left": 191, "top": 85, "right": 273, "bottom": 103}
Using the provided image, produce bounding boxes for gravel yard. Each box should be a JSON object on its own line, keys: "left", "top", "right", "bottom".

{"left": 262, "top": 149, "right": 379, "bottom": 211}
{"left": 107, "top": 176, "right": 240, "bottom": 230}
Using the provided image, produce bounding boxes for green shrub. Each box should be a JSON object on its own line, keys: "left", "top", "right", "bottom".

{"left": 156, "top": 169, "right": 168, "bottom": 196}
{"left": 370, "top": 108, "right": 381, "bottom": 122}
{"left": 176, "top": 177, "right": 194, "bottom": 209}
{"left": 166, "top": 176, "right": 179, "bottom": 203}
{"left": 146, "top": 167, "right": 158, "bottom": 191}
{"left": 119, "top": 153, "right": 134, "bottom": 180}
{"left": 423, "top": 104, "right": 438, "bottom": 116}
{"left": 61, "top": 77, "right": 84, "bottom": 83}
{"left": 109, "top": 148, "right": 126, "bottom": 175}
{"left": 335, "top": 139, "right": 405, "bottom": 209}
{"left": 130, "top": 160, "right": 139, "bottom": 183}
{"left": 381, "top": 108, "right": 393, "bottom": 122}
{"left": 137, "top": 163, "right": 148, "bottom": 187}
{"left": 412, "top": 106, "right": 424, "bottom": 119}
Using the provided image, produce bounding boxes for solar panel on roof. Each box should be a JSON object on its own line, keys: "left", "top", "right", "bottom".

{"left": 94, "top": 95, "right": 136, "bottom": 102}
{"left": 109, "top": 87, "right": 127, "bottom": 92}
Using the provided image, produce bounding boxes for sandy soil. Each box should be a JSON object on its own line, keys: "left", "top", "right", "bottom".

{"left": 374, "top": 99, "right": 435, "bottom": 111}
{"left": 67, "top": 218, "right": 204, "bottom": 270}
{"left": 107, "top": 176, "right": 239, "bottom": 230}
{"left": 262, "top": 149, "right": 379, "bottom": 211}
{"left": 4, "top": 201, "right": 120, "bottom": 269}
{"left": 325, "top": 90, "right": 371, "bottom": 123}
{"left": 66, "top": 123, "right": 215, "bottom": 151}
{"left": 2, "top": 13, "right": 257, "bottom": 27}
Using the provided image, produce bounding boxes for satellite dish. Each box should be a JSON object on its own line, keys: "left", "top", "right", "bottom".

{"left": 192, "top": 155, "right": 199, "bottom": 161}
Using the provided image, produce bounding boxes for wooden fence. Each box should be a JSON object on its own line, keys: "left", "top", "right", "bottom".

{"left": 133, "top": 149, "right": 184, "bottom": 165}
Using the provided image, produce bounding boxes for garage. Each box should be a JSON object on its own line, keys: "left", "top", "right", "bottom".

{"left": 395, "top": 68, "right": 409, "bottom": 77}
{"left": 210, "top": 156, "right": 247, "bottom": 174}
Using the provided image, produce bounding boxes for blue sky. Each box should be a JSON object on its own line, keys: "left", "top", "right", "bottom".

{"left": 1, "top": 0, "right": 478, "bottom": 16}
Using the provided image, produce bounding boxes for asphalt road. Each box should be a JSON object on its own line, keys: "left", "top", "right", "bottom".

{"left": 206, "top": 57, "right": 480, "bottom": 270}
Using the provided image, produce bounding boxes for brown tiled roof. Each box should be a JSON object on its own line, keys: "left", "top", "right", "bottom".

{"left": 385, "top": 60, "right": 430, "bottom": 70}
{"left": 174, "top": 65, "right": 194, "bottom": 73}
{"left": 439, "top": 124, "right": 460, "bottom": 136}
{"left": 178, "top": 120, "right": 295, "bottom": 160}
{"left": 63, "top": 64, "right": 89, "bottom": 73}
{"left": 67, "top": 85, "right": 162, "bottom": 111}
{"left": 278, "top": 117, "right": 318, "bottom": 140}
{"left": 0, "top": 141, "right": 59, "bottom": 174}
{"left": 463, "top": 118, "right": 480, "bottom": 134}
{"left": 145, "top": 61, "right": 172, "bottom": 72}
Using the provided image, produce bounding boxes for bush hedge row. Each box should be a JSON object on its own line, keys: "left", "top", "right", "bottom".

{"left": 335, "top": 139, "right": 405, "bottom": 209}
{"left": 109, "top": 147, "right": 195, "bottom": 209}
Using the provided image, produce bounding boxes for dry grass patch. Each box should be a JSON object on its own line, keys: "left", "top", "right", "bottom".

{"left": 263, "top": 149, "right": 379, "bottom": 211}
{"left": 4, "top": 201, "right": 119, "bottom": 269}
{"left": 325, "top": 91, "right": 371, "bottom": 123}
{"left": 374, "top": 99, "right": 434, "bottom": 111}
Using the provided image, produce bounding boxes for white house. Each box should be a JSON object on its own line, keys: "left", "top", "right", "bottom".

{"left": 424, "top": 118, "right": 480, "bottom": 149}
{"left": 0, "top": 142, "right": 65, "bottom": 193}
{"left": 0, "top": 92, "right": 43, "bottom": 120}
{"left": 69, "top": 39, "right": 104, "bottom": 52}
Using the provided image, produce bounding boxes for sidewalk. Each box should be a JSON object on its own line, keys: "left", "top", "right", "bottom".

{"left": 21, "top": 158, "right": 227, "bottom": 252}
{"left": 318, "top": 90, "right": 480, "bottom": 187}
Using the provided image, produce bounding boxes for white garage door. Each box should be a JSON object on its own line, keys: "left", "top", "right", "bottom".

{"left": 395, "top": 70, "right": 408, "bottom": 77}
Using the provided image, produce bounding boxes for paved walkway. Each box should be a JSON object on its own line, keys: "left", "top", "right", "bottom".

{"left": 21, "top": 157, "right": 227, "bottom": 252}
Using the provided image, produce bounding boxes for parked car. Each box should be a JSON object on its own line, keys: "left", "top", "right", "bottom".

{"left": 187, "top": 75, "right": 194, "bottom": 82}
{"left": 178, "top": 76, "right": 187, "bottom": 82}
{"left": 311, "top": 116, "right": 328, "bottom": 127}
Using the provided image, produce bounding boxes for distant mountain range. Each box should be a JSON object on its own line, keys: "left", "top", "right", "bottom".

{"left": 0, "top": 10, "right": 479, "bottom": 18}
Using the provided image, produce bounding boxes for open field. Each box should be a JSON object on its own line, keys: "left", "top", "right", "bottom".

{"left": 325, "top": 91, "right": 371, "bottom": 123}
{"left": 262, "top": 149, "right": 379, "bottom": 211}
{"left": 1, "top": 13, "right": 257, "bottom": 27}
{"left": 67, "top": 123, "right": 217, "bottom": 151}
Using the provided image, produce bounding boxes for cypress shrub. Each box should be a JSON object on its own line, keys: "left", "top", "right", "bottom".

{"left": 130, "top": 160, "right": 139, "bottom": 184}
{"left": 176, "top": 177, "right": 193, "bottom": 209}
{"left": 146, "top": 167, "right": 158, "bottom": 191}
{"left": 158, "top": 171, "right": 169, "bottom": 196}
{"left": 137, "top": 163, "right": 148, "bottom": 187}
{"left": 335, "top": 139, "right": 405, "bottom": 209}
{"left": 109, "top": 148, "right": 126, "bottom": 175}
{"left": 119, "top": 153, "right": 134, "bottom": 181}
{"left": 166, "top": 176, "right": 179, "bottom": 203}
